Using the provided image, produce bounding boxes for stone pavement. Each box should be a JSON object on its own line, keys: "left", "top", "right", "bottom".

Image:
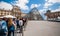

{"left": 14, "top": 20, "right": 60, "bottom": 36}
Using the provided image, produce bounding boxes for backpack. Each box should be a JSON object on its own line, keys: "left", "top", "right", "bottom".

{"left": 9, "top": 24, "right": 15, "bottom": 32}
{"left": 19, "top": 20, "right": 23, "bottom": 26}
{"left": 0, "top": 21, "right": 4, "bottom": 34}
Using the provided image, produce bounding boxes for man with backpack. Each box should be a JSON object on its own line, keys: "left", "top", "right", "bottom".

{"left": 19, "top": 18, "right": 23, "bottom": 33}
{"left": 0, "top": 17, "right": 8, "bottom": 36}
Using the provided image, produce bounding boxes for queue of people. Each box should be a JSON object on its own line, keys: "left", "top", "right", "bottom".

{"left": 0, "top": 17, "right": 27, "bottom": 36}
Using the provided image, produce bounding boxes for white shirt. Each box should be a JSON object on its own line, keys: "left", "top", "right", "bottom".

{"left": 19, "top": 20, "right": 23, "bottom": 26}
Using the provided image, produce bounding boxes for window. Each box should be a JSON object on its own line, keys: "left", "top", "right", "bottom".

{"left": 14, "top": 14, "right": 15, "bottom": 16}
{"left": 13, "top": 9, "right": 17, "bottom": 12}
{"left": 7, "top": 12, "right": 9, "bottom": 15}
{"left": 2, "top": 12, "right": 4, "bottom": 15}
{"left": 59, "top": 13, "right": 60, "bottom": 16}
{"left": 16, "top": 11, "right": 17, "bottom": 12}
{"left": 4, "top": 12, "right": 6, "bottom": 15}
{"left": 0, "top": 10, "right": 1, "bottom": 12}
{"left": 18, "top": 10, "right": 20, "bottom": 12}
{"left": 9, "top": 12, "right": 11, "bottom": 15}
{"left": 1, "top": 12, "right": 3, "bottom": 15}
{"left": 6, "top": 12, "right": 8, "bottom": 15}
{"left": 0, "top": 12, "right": 1, "bottom": 15}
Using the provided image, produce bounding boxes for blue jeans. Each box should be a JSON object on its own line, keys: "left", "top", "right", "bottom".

{"left": 8, "top": 31, "right": 14, "bottom": 36}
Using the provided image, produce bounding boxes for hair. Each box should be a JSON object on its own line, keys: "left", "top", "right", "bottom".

{"left": 8, "top": 18, "right": 13, "bottom": 27}
{"left": 3, "top": 18, "right": 8, "bottom": 21}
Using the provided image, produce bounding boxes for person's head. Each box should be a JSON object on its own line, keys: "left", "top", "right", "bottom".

{"left": 17, "top": 17, "right": 19, "bottom": 20}
{"left": 3, "top": 17, "right": 8, "bottom": 21}
{"left": 13, "top": 18, "right": 16, "bottom": 21}
{"left": 20, "top": 18, "right": 22, "bottom": 20}
{"left": 20, "top": 18, "right": 23, "bottom": 20}
{"left": 23, "top": 18, "right": 25, "bottom": 20}
{"left": 8, "top": 18, "right": 13, "bottom": 26}
{"left": 0, "top": 18, "right": 2, "bottom": 21}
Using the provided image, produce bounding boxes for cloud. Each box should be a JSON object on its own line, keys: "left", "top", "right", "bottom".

{"left": 14, "top": 0, "right": 29, "bottom": 10}
{"left": 30, "top": 4, "right": 41, "bottom": 9}
{"left": 48, "top": 0, "right": 60, "bottom": 3}
{"left": 44, "top": 2, "right": 53, "bottom": 8}
{"left": 45, "top": 0, "right": 48, "bottom": 2}
{"left": 0, "top": 1, "right": 13, "bottom": 10}
{"left": 44, "top": 0, "right": 60, "bottom": 9}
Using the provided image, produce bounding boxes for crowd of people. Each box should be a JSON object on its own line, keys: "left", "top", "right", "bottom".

{"left": 0, "top": 17, "right": 27, "bottom": 36}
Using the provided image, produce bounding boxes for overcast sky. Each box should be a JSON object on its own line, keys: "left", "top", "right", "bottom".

{"left": 0, "top": 0, "right": 60, "bottom": 20}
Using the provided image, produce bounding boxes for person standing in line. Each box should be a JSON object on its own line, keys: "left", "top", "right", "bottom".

{"left": 0, "top": 17, "right": 8, "bottom": 36}
{"left": 16, "top": 18, "right": 20, "bottom": 28}
{"left": 8, "top": 18, "right": 16, "bottom": 36}
{"left": 3, "top": 17, "right": 8, "bottom": 31}
{"left": 22, "top": 18, "right": 27, "bottom": 31}
{"left": 19, "top": 18, "right": 23, "bottom": 33}
{"left": 13, "top": 18, "right": 17, "bottom": 30}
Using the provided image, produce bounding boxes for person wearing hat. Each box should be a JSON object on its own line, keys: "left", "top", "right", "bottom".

{"left": 0, "top": 17, "right": 8, "bottom": 36}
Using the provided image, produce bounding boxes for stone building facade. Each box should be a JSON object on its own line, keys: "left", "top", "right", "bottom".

{"left": 0, "top": 6, "right": 21, "bottom": 18}
{"left": 45, "top": 11, "right": 60, "bottom": 20}
{"left": 12, "top": 6, "right": 21, "bottom": 18}
{"left": 0, "top": 9, "right": 11, "bottom": 16}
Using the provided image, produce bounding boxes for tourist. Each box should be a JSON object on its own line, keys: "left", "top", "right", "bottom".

{"left": 8, "top": 18, "right": 16, "bottom": 36}
{"left": 19, "top": 18, "right": 23, "bottom": 33}
{"left": 16, "top": 18, "right": 20, "bottom": 28}
{"left": 3, "top": 17, "right": 8, "bottom": 30}
{"left": 13, "top": 18, "right": 17, "bottom": 30}
{"left": 0, "top": 17, "right": 8, "bottom": 36}
{"left": 22, "top": 18, "right": 27, "bottom": 31}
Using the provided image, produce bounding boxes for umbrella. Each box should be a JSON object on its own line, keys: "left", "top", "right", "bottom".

{"left": 0, "top": 16, "right": 3, "bottom": 18}
{"left": 3, "top": 15, "right": 16, "bottom": 18}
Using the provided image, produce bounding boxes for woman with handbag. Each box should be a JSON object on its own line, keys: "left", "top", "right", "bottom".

{"left": 8, "top": 18, "right": 16, "bottom": 36}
